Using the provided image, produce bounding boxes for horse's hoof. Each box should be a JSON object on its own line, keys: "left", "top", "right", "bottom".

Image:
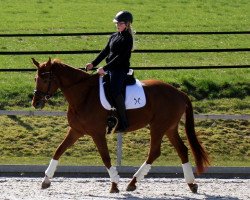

{"left": 126, "top": 184, "right": 137, "bottom": 191}
{"left": 110, "top": 182, "right": 119, "bottom": 193}
{"left": 126, "top": 177, "right": 137, "bottom": 191}
{"left": 41, "top": 176, "right": 51, "bottom": 189}
{"left": 41, "top": 181, "right": 51, "bottom": 189}
{"left": 188, "top": 183, "right": 198, "bottom": 193}
{"left": 110, "top": 187, "right": 119, "bottom": 193}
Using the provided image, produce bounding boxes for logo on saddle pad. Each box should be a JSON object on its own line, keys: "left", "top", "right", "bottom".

{"left": 99, "top": 77, "right": 146, "bottom": 110}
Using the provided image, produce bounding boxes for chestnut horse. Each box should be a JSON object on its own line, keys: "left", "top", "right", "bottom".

{"left": 31, "top": 58, "right": 209, "bottom": 193}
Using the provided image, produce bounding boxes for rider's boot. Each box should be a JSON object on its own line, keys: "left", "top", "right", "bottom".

{"left": 114, "top": 94, "right": 128, "bottom": 132}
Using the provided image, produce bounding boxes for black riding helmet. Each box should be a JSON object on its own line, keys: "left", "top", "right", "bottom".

{"left": 113, "top": 11, "right": 133, "bottom": 23}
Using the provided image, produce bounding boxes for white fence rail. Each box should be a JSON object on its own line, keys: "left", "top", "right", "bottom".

{"left": 1, "top": 110, "right": 249, "bottom": 166}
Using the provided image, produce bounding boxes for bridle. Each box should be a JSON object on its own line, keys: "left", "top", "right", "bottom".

{"left": 34, "top": 67, "right": 94, "bottom": 103}
{"left": 34, "top": 71, "right": 56, "bottom": 101}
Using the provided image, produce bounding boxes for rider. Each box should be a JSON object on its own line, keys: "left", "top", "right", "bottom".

{"left": 86, "top": 11, "right": 134, "bottom": 131}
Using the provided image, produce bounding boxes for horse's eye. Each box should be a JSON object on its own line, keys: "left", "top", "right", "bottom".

{"left": 34, "top": 77, "right": 37, "bottom": 82}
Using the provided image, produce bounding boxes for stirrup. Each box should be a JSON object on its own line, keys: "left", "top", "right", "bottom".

{"left": 106, "top": 115, "right": 118, "bottom": 134}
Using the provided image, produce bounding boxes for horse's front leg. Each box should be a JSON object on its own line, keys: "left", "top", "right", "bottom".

{"left": 42, "top": 128, "right": 81, "bottom": 189}
{"left": 92, "top": 134, "right": 120, "bottom": 193}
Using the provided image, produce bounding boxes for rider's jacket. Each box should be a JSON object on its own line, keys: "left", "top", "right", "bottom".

{"left": 91, "top": 29, "right": 133, "bottom": 73}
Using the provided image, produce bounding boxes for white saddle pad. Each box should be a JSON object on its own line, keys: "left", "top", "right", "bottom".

{"left": 99, "top": 76, "right": 146, "bottom": 110}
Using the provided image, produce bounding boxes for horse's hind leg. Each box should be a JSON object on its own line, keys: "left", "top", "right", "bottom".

{"left": 126, "top": 130, "right": 164, "bottom": 191}
{"left": 42, "top": 128, "right": 81, "bottom": 189}
{"left": 166, "top": 127, "right": 198, "bottom": 193}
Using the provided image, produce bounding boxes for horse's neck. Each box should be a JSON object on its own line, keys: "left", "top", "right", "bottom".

{"left": 53, "top": 62, "right": 90, "bottom": 107}
{"left": 53, "top": 63, "right": 87, "bottom": 87}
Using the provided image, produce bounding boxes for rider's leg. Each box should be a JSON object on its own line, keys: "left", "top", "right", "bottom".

{"left": 109, "top": 70, "right": 128, "bottom": 131}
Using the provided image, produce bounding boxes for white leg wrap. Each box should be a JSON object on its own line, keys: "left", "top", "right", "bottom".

{"left": 182, "top": 162, "right": 195, "bottom": 183}
{"left": 133, "top": 161, "right": 151, "bottom": 182}
{"left": 107, "top": 166, "right": 120, "bottom": 184}
{"left": 45, "top": 159, "right": 58, "bottom": 178}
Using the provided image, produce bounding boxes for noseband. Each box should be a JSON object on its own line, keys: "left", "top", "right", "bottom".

{"left": 34, "top": 71, "right": 55, "bottom": 101}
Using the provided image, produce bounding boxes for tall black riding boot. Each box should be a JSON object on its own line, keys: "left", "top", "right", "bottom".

{"left": 114, "top": 95, "right": 129, "bottom": 132}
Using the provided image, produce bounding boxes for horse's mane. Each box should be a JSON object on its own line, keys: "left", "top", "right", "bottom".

{"left": 51, "top": 59, "right": 86, "bottom": 76}
{"left": 51, "top": 58, "right": 98, "bottom": 86}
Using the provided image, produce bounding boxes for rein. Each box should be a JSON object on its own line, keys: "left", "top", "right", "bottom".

{"left": 85, "top": 67, "right": 98, "bottom": 74}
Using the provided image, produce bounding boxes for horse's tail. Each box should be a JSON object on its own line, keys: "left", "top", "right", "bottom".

{"left": 184, "top": 97, "right": 210, "bottom": 174}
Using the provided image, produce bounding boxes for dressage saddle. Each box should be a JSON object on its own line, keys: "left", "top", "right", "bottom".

{"left": 102, "top": 70, "right": 136, "bottom": 108}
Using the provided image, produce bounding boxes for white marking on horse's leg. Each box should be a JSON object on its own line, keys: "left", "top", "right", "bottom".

{"left": 45, "top": 159, "right": 59, "bottom": 178}
{"left": 182, "top": 162, "right": 195, "bottom": 183}
{"left": 107, "top": 166, "right": 120, "bottom": 183}
{"left": 133, "top": 161, "right": 151, "bottom": 182}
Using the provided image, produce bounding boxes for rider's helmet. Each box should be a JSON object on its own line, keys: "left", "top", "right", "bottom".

{"left": 113, "top": 11, "right": 133, "bottom": 23}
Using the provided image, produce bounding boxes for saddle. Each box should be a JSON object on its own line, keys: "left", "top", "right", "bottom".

{"left": 99, "top": 70, "right": 146, "bottom": 134}
{"left": 102, "top": 69, "right": 136, "bottom": 108}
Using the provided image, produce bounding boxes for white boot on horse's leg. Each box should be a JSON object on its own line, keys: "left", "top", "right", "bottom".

{"left": 107, "top": 166, "right": 120, "bottom": 193}
{"left": 127, "top": 161, "right": 151, "bottom": 191}
{"left": 41, "top": 159, "right": 58, "bottom": 189}
{"left": 182, "top": 162, "right": 198, "bottom": 193}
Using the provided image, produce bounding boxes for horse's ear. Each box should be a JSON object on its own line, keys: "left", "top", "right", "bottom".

{"left": 47, "top": 57, "right": 52, "bottom": 68}
{"left": 32, "top": 58, "right": 40, "bottom": 68}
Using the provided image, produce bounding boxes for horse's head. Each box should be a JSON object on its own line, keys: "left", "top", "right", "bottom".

{"left": 31, "top": 58, "right": 60, "bottom": 109}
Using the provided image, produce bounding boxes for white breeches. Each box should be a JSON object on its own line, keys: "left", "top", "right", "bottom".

{"left": 182, "top": 162, "right": 195, "bottom": 183}
{"left": 45, "top": 159, "right": 58, "bottom": 178}
{"left": 107, "top": 166, "right": 120, "bottom": 184}
{"left": 134, "top": 161, "right": 151, "bottom": 182}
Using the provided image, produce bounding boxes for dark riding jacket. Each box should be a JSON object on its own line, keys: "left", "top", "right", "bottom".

{"left": 91, "top": 29, "right": 133, "bottom": 73}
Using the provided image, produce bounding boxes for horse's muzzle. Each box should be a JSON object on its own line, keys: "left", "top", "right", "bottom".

{"left": 32, "top": 100, "right": 45, "bottom": 109}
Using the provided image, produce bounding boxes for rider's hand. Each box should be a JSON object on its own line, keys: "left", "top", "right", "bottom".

{"left": 85, "top": 63, "right": 94, "bottom": 71}
{"left": 97, "top": 67, "right": 106, "bottom": 76}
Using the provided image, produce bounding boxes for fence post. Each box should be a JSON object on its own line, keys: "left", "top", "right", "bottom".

{"left": 116, "top": 132, "right": 123, "bottom": 166}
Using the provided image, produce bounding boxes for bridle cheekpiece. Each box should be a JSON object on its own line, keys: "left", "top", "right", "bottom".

{"left": 34, "top": 71, "right": 55, "bottom": 101}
